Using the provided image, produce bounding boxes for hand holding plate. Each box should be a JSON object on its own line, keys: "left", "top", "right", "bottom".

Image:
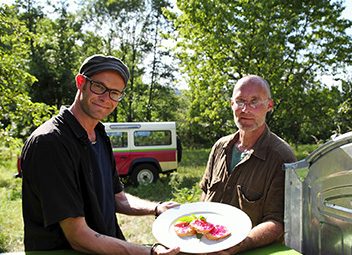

{"left": 156, "top": 201, "right": 181, "bottom": 216}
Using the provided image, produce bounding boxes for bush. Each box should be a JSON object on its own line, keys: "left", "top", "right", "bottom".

{"left": 292, "top": 144, "right": 320, "bottom": 160}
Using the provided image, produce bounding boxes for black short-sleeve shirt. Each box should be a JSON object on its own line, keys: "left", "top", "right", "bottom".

{"left": 21, "top": 107, "right": 124, "bottom": 251}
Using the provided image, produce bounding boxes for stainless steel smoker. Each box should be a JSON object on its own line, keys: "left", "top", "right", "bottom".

{"left": 284, "top": 131, "right": 352, "bottom": 255}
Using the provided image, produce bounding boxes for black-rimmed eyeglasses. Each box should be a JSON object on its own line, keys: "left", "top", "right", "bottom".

{"left": 83, "top": 75, "right": 125, "bottom": 102}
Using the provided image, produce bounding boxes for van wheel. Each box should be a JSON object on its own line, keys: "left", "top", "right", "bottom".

{"left": 131, "top": 164, "right": 159, "bottom": 186}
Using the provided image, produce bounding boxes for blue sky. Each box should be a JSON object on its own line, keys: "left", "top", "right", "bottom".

{"left": 343, "top": 0, "right": 352, "bottom": 18}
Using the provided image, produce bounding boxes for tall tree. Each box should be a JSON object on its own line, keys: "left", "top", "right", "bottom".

{"left": 0, "top": 4, "right": 55, "bottom": 153}
{"left": 16, "top": 0, "right": 83, "bottom": 108}
{"left": 333, "top": 76, "right": 352, "bottom": 135}
{"left": 168, "top": 0, "right": 352, "bottom": 145}
{"left": 144, "top": 0, "right": 177, "bottom": 121}
{"left": 81, "top": 0, "right": 148, "bottom": 122}
{"left": 81, "top": 0, "right": 180, "bottom": 123}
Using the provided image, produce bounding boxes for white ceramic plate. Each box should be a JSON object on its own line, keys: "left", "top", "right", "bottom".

{"left": 152, "top": 202, "right": 252, "bottom": 253}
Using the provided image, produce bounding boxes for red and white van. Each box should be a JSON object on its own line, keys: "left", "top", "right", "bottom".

{"left": 104, "top": 122, "right": 182, "bottom": 185}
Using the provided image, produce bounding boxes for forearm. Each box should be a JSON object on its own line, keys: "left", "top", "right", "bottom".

{"left": 115, "top": 192, "right": 180, "bottom": 216}
{"left": 74, "top": 233, "right": 149, "bottom": 255}
{"left": 227, "top": 220, "right": 283, "bottom": 254}
{"left": 116, "top": 192, "right": 157, "bottom": 215}
{"left": 60, "top": 217, "right": 150, "bottom": 255}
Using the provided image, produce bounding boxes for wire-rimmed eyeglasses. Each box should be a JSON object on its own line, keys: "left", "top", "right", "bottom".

{"left": 233, "top": 99, "right": 269, "bottom": 109}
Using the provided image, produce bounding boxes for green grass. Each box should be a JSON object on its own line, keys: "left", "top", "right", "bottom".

{"left": 0, "top": 145, "right": 317, "bottom": 252}
{"left": 0, "top": 158, "right": 23, "bottom": 252}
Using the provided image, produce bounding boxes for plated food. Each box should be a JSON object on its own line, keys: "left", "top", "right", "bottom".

{"left": 205, "top": 224, "right": 232, "bottom": 240}
{"left": 152, "top": 202, "right": 252, "bottom": 253}
{"left": 174, "top": 215, "right": 231, "bottom": 240}
{"left": 174, "top": 222, "right": 197, "bottom": 237}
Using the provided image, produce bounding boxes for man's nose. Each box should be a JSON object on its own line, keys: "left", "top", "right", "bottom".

{"left": 241, "top": 103, "right": 251, "bottom": 111}
{"left": 99, "top": 91, "right": 110, "bottom": 101}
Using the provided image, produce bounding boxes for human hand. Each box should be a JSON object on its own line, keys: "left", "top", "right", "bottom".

{"left": 156, "top": 201, "right": 180, "bottom": 216}
{"left": 152, "top": 243, "right": 180, "bottom": 255}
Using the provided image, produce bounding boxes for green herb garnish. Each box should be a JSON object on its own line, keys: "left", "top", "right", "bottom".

{"left": 175, "top": 214, "right": 197, "bottom": 223}
{"left": 196, "top": 233, "right": 203, "bottom": 239}
{"left": 175, "top": 214, "right": 206, "bottom": 223}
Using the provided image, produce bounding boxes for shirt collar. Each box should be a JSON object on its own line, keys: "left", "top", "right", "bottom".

{"left": 251, "top": 124, "right": 271, "bottom": 160}
{"left": 222, "top": 124, "right": 271, "bottom": 161}
{"left": 59, "top": 106, "right": 106, "bottom": 145}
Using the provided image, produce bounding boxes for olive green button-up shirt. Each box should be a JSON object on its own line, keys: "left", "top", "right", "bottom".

{"left": 200, "top": 125, "right": 296, "bottom": 227}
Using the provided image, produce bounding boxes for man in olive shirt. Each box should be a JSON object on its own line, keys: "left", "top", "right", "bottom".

{"left": 200, "top": 75, "right": 296, "bottom": 254}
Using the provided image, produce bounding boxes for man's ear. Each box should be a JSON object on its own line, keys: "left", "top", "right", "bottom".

{"left": 267, "top": 99, "right": 274, "bottom": 112}
{"left": 230, "top": 99, "right": 234, "bottom": 109}
{"left": 75, "top": 74, "right": 85, "bottom": 89}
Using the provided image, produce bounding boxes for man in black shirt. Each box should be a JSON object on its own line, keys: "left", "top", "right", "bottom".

{"left": 21, "top": 54, "right": 180, "bottom": 255}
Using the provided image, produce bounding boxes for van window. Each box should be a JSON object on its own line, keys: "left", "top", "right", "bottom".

{"left": 108, "top": 131, "right": 128, "bottom": 148}
{"left": 134, "top": 130, "right": 171, "bottom": 146}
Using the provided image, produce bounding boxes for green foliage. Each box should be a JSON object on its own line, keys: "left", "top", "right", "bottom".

{"left": 2, "top": 0, "right": 352, "bottom": 154}
{"left": 1, "top": 0, "right": 184, "bottom": 154}
{"left": 0, "top": 5, "right": 34, "bottom": 113}
{"left": 171, "top": 184, "right": 202, "bottom": 203}
{"left": 0, "top": 130, "right": 22, "bottom": 164}
{"left": 169, "top": 0, "right": 352, "bottom": 146}
{"left": 16, "top": 1, "right": 83, "bottom": 107}
{"left": 0, "top": 4, "right": 58, "bottom": 151}
{"left": 80, "top": 0, "right": 180, "bottom": 123}
{"left": 175, "top": 214, "right": 199, "bottom": 223}
{"left": 292, "top": 144, "right": 319, "bottom": 160}
{"left": 333, "top": 78, "right": 352, "bottom": 134}
{"left": 5, "top": 93, "right": 57, "bottom": 140}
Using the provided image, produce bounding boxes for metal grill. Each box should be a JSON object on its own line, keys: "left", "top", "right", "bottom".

{"left": 284, "top": 132, "right": 352, "bottom": 255}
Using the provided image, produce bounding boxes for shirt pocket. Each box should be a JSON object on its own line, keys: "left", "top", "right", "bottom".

{"left": 236, "top": 184, "right": 264, "bottom": 227}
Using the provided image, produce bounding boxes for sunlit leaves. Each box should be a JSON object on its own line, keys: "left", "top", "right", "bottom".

{"left": 0, "top": 4, "right": 56, "bottom": 156}
{"left": 170, "top": 0, "right": 352, "bottom": 145}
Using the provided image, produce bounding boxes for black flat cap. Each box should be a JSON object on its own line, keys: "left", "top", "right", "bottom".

{"left": 79, "top": 54, "right": 130, "bottom": 85}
